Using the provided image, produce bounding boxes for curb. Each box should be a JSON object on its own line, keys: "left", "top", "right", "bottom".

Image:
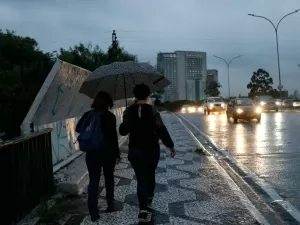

{"left": 175, "top": 113, "right": 300, "bottom": 225}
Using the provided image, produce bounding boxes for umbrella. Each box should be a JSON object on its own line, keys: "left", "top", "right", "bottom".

{"left": 79, "top": 61, "right": 170, "bottom": 106}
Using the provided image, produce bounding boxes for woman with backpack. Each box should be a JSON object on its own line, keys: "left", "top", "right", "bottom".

{"left": 119, "top": 84, "right": 176, "bottom": 223}
{"left": 76, "top": 91, "right": 120, "bottom": 222}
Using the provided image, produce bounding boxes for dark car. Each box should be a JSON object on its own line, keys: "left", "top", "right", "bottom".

{"left": 255, "top": 96, "right": 280, "bottom": 112}
{"left": 263, "top": 98, "right": 280, "bottom": 112}
{"left": 226, "top": 98, "right": 262, "bottom": 123}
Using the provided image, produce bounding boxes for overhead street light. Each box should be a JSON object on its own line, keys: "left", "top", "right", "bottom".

{"left": 213, "top": 55, "right": 242, "bottom": 98}
{"left": 248, "top": 9, "right": 300, "bottom": 99}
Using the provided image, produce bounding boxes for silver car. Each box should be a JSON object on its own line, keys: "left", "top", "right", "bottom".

{"left": 203, "top": 97, "right": 226, "bottom": 115}
{"left": 226, "top": 98, "right": 262, "bottom": 123}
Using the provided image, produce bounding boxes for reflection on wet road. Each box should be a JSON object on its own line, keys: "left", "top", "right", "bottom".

{"left": 180, "top": 111, "right": 300, "bottom": 210}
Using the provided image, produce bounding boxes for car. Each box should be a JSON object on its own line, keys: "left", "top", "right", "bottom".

{"left": 181, "top": 105, "right": 201, "bottom": 113}
{"left": 255, "top": 96, "right": 280, "bottom": 112}
{"left": 226, "top": 98, "right": 262, "bottom": 123}
{"left": 203, "top": 97, "right": 226, "bottom": 115}
{"left": 293, "top": 100, "right": 300, "bottom": 108}
{"left": 264, "top": 98, "right": 280, "bottom": 112}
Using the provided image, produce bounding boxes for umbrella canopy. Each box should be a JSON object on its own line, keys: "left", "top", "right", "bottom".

{"left": 79, "top": 61, "right": 170, "bottom": 105}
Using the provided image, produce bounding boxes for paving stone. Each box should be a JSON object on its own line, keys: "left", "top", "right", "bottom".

{"left": 48, "top": 113, "right": 259, "bottom": 225}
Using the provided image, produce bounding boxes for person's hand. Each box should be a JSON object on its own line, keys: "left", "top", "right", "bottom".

{"left": 170, "top": 148, "right": 176, "bottom": 158}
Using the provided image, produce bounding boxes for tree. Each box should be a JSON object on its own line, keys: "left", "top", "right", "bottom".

{"left": 1, "top": 30, "right": 139, "bottom": 139}
{"left": 205, "top": 81, "right": 221, "bottom": 97}
{"left": 0, "top": 30, "right": 54, "bottom": 139}
{"left": 247, "top": 69, "right": 274, "bottom": 97}
{"left": 58, "top": 43, "right": 105, "bottom": 71}
{"left": 58, "top": 41, "right": 137, "bottom": 71}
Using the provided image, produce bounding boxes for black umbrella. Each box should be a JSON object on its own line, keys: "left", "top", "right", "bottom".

{"left": 79, "top": 61, "right": 170, "bottom": 106}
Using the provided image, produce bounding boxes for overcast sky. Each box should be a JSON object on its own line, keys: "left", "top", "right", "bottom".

{"left": 1, "top": 0, "right": 300, "bottom": 96}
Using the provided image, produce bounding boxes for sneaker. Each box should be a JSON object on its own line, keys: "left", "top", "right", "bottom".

{"left": 91, "top": 214, "right": 100, "bottom": 222}
{"left": 138, "top": 210, "right": 149, "bottom": 223}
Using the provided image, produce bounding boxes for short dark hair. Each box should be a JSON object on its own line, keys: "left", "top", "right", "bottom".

{"left": 133, "top": 84, "right": 151, "bottom": 100}
{"left": 91, "top": 91, "right": 114, "bottom": 110}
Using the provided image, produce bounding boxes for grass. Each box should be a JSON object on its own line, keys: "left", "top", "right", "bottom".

{"left": 194, "top": 147, "right": 206, "bottom": 155}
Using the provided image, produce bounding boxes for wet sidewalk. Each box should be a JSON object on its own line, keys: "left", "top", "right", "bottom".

{"left": 35, "top": 113, "right": 261, "bottom": 225}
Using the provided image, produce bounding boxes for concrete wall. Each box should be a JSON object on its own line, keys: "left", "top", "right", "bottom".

{"left": 21, "top": 59, "right": 134, "bottom": 166}
{"left": 35, "top": 107, "right": 125, "bottom": 165}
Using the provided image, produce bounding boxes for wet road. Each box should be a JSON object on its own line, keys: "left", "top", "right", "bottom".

{"left": 180, "top": 111, "right": 300, "bottom": 210}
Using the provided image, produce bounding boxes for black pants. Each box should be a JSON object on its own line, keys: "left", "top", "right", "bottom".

{"left": 129, "top": 148, "right": 160, "bottom": 210}
{"left": 85, "top": 151, "right": 115, "bottom": 217}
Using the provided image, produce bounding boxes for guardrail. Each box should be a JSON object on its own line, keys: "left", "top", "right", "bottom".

{"left": 0, "top": 129, "right": 55, "bottom": 225}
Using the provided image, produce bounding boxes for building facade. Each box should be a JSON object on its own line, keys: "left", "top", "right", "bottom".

{"left": 157, "top": 51, "right": 207, "bottom": 101}
{"left": 206, "top": 69, "right": 218, "bottom": 87}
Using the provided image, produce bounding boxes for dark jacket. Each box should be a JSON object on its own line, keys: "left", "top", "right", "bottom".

{"left": 76, "top": 110, "right": 120, "bottom": 159}
{"left": 119, "top": 104, "right": 174, "bottom": 150}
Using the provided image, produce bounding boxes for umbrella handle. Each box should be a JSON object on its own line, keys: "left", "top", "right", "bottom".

{"left": 123, "top": 74, "right": 128, "bottom": 107}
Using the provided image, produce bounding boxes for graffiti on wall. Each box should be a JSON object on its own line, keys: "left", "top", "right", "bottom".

{"left": 22, "top": 60, "right": 127, "bottom": 165}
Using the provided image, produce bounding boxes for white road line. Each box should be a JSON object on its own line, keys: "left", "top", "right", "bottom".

{"left": 174, "top": 113, "right": 270, "bottom": 225}
{"left": 177, "top": 113, "right": 300, "bottom": 223}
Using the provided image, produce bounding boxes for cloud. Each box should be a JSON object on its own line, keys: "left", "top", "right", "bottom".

{"left": 1, "top": 0, "right": 300, "bottom": 95}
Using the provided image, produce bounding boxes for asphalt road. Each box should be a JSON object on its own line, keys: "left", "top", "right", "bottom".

{"left": 180, "top": 111, "right": 300, "bottom": 211}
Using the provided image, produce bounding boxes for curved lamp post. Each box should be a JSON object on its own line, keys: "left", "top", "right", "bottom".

{"left": 213, "top": 55, "right": 242, "bottom": 98}
{"left": 248, "top": 9, "right": 300, "bottom": 99}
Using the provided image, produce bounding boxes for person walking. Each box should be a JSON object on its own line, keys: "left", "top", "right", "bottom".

{"left": 76, "top": 91, "right": 120, "bottom": 222}
{"left": 119, "top": 84, "right": 176, "bottom": 223}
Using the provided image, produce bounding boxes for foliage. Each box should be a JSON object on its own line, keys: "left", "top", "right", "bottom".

{"left": 0, "top": 30, "right": 55, "bottom": 139}
{"left": 247, "top": 69, "right": 274, "bottom": 98}
{"left": 163, "top": 100, "right": 197, "bottom": 112}
{"left": 58, "top": 41, "right": 137, "bottom": 71}
{"left": 194, "top": 147, "right": 206, "bottom": 155}
{"left": 1, "top": 30, "right": 137, "bottom": 139}
{"left": 204, "top": 81, "right": 221, "bottom": 97}
{"left": 58, "top": 43, "right": 105, "bottom": 71}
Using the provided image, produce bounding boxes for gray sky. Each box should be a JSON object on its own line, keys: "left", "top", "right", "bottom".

{"left": 1, "top": 0, "right": 300, "bottom": 96}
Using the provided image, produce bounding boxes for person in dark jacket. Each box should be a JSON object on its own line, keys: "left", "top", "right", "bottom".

{"left": 76, "top": 91, "right": 120, "bottom": 222}
{"left": 119, "top": 84, "right": 176, "bottom": 223}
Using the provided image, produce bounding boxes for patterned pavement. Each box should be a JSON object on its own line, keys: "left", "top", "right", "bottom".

{"left": 79, "top": 113, "right": 259, "bottom": 225}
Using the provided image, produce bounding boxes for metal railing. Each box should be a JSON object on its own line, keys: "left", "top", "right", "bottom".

{"left": 0, "top": 129, "right": 54, "bottom": 225}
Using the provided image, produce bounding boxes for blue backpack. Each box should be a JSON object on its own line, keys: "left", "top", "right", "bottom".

{"left": 77, "top": 110, "right": 104, "bottom": 152}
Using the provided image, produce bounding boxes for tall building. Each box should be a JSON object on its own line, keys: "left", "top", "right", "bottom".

{"left": 206, "top": 69, "right": 218, "bottom": 87}
{"left": 157, "top": 51, "right": 207, "bottom": 101}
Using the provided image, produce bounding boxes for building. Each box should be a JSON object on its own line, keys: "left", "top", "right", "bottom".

{"left": 157, "top": 51, "right": 207, "bottom": 101}
{"left": 206, "top": 69, "right": 218, "bottom": 87}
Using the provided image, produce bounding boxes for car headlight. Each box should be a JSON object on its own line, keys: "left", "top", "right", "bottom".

{"left": 209, "top": 103, "right": 214, "bottom": 108}
{"left": 198, "top": 107, "right": 202, "bottom": 112}
{"left": 255, "top": 107, "right": 262, "bottom": 113}
{"left": 182, "top": 108, "right": 186, "bottom": 111}
{"left": 236, "top": 108, "right": 243, "bottom": 114}
{"left": 276, "top": 101, "right": 280, "bottom": 105}
{"left": 221, "top": 103, "right": 225, "bottom": 107}
{"left": 260, "top": 101, "right": 266, "bottom": 106}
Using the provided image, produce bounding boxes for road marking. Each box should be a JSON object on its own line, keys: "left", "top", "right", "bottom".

{"left": 177, "top": 113, "right": 300, "bottom": 223}
{"left": 175, "top": 114, "right": 270, "bottom": 225}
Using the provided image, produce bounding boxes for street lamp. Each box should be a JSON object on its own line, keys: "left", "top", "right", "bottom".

{"left": 112, "top": 30, "right": 117, "bottom": 44}
{"left": 213, "top": 55, "right": 242, "bottom": 98}
{"left": 248, "top": 9, "right": 300, "bottom": 99}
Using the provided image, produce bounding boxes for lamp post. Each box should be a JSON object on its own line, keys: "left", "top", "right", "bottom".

{"left": 112, "top": 30, "right": 117, "bottom": 44}
{"left": 213, "top": 55, "right": 242, "bottom": 98}
{"left": 248, "top": 9, "right": 300, "bottom": 100}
